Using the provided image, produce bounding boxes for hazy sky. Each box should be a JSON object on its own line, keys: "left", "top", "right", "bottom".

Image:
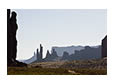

{"left": 12, "top": 9, "right": 107, "bottom": 60}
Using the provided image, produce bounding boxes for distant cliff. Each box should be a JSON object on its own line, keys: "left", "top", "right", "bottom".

{"left": 21, "top": 45, "right": 102, "bottom": 64}
{"left": 61, "top": 46, "right": 101, "bottom": 61}
{"left": 52, "top": 46, "right": 84, "bottom": 56}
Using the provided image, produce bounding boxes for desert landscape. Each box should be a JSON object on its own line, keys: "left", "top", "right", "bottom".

{"left": 7, "top": 9, "right": 107, "bottom": 75}
{"left": 8, "top": 57, "right": 107, "bottom": 75}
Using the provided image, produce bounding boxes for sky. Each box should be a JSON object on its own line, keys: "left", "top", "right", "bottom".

{"left": 12, "top": 9, "right": 107, "bottom": 60}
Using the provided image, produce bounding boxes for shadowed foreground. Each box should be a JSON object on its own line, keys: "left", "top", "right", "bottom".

{"left": 8, "top": 58, "right": 107, "bottom": 75}
{"left": 8, "top": 67, "right": 106, "bottom": 75}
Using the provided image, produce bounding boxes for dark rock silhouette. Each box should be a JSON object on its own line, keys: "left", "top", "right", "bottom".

{"left": 44, "top": 50, "right": 52, "bottom": 61}
{"left": 45, "top": 50, "right": 51, "bottom": 58}
{"left": 7, "top": 9, "right": 12, "bottom": 65}
{"left": 22, "top": 45, "right": 102, "bottom": 63}
{"left": 7, "top": 9, "right": 27, "bottom": 67}
{"left": 61, "top": 46, "right": 101, "bottom": 61}
{"left": 40, "top": 44, "right": 43, "bottom": 60}
{"left": 36, "top": 48, "right": 40, "bottom": 61}
{"left": 44, "top": 46, "right": 101, "bottom": 62}
{"left": 7, "top": 9, "right": 18, "bottom": 65}
{"left": 23, "top": 44, "right": 44, "bottom": 63}
{"left": 34, "top": 44, "right": 43, "bottom": 62}
{"left": 44, "top": 49, "right": 59, "bottom": 61}
{"left": 102, "top": 35, "right": 107, "bottom": 58}
{"left": 61, "top": 51, "right": 69, "bottom": 60}
{"left": 10, "top": 11, "right": 18, "bottom": 61}
{"left": 51, "top": 49, "right": 58, "bottom": 59}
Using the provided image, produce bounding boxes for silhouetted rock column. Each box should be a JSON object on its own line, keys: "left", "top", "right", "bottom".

{"left": 7, "top": 9, "right": 12, "bottom": 65}
{"left": 10, "top": 11, "right": 18, "bottom": 61}
{"left": 7, "top": 9, "right": 18, "bottom": 65}
{"left": 102, "top": 35, "right": 107, "bottom": 58}
{"left": 40, "top": 44, "right": 43, "bottom": 60}
{"left": 36, "top": 48, "right": 40, "bottom": 61}
{"left": 51, "top": 49, "right": 58, "bottom": 58}
{"left": 45, "top": 50, "right": 51, "bottom": 58}
{"left": 7, "top": 9, "right": 27, "bottom": 67}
